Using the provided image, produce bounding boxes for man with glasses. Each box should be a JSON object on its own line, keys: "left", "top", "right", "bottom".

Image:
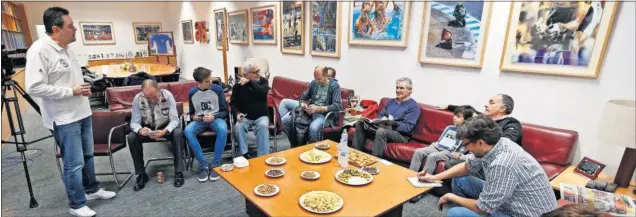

{"left": 279, "top": 65, "right": 342, "bottom": 144}
{"left": 418, "top": 115, "right": 556, "bottom": 217}
{"left": 231, "top": 62, "right": 270, "bottom": 159}
{"left": 352, "top": 77, "right": 421, "bottom": 158}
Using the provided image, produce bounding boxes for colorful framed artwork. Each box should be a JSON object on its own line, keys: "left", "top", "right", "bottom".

{"left": 310, "top": 1, "right": 341, "bottom": 58}
{"left": 250, "top": 5, "right": 277, "bottom": 45}
{"left": 280, "top": 1, "right": 305, "bottom": 55}
{"left": 417, "top": 2, "right": 492, "bottom": 68}
{"left": 228, "top": 10, "right": 248, "bottom": 44}
{"left": 79, "top": 22, "right": 115, "bottom": 45}
{"left": 133, "top": 22, "right": 162, "bottom": 44}
{"left": 214, "top": 8, "right": 229, "bottom": 50}
{"left": 574, "top": 157, "right": 606, "bottom": 180}
{"left": 148, "top": 31, "right": 175, "bottom": 56}
{"left": 194, "top": 20, "right": 210, "bottom": 44}
{"left": 181, "top": 20, "right": 194, "bottom": 44}
{"left": 348, "top": 1, "right": 412, "bottom": 47}
{"left": 500, "top": 2, "right": 618, "bottom": 77}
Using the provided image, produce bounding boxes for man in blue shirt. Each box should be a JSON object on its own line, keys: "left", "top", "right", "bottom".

{"left": 352, "top": 77, "right": 421, "bottom": 158}
{"left": 183, "top": 67, "right": 229, "bottom": 182}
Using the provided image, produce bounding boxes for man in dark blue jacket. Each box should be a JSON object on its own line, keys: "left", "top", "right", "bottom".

{"left": 279, "top": 65, "right": 342, "bottom": 143}
{"left": 352, "top": 77, "right": 421, "bottom": 158}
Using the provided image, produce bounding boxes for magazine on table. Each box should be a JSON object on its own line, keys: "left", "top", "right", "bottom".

{"left": 560, "top": 183, "right": 635, "bottom": 216}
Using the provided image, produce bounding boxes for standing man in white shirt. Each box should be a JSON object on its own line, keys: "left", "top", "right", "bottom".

{"left": 25, "top": 7, "right": 115, "bottom": 217}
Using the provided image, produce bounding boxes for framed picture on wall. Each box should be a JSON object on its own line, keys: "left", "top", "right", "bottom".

{"left": 280, "top": 1, "right": 304, "bottom": 55}
{"left": 181, "top": 20, "right": 194, "bottom": 44}
{"left": 148, "top": 31, "right": 175, "bottom": 56}
{"left": 133, "top": 22, "right": 162, "bottom": 44}
{"left": 250, "top": 4, "right": 277, "bottom": 45}
{"left": 214, "top": 8, "right": 229, "bottom": 50}
{"left": 195, "top": 20, "right": 210, "bottom": 44}
{"left": 500, "top": 2, "right": 618, "bottom": 77}
{"left": 310, "top": 1, "right": 341, "bottom": 58}
{"left": 79, "top": 22, "right": 115, "bottom": 45}
{"left": 417, "top": 2, "right": 492, "bottom": 68}
{"left": 228, "top": 10, "right": 249, "bottom": 44}
{"left": 348, "top": 1, "right": 412, "bottom": 47}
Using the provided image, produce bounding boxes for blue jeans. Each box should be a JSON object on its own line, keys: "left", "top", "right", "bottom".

{"left": 184, "top": 119, "right": 227, "bottom": 168}
{"left": 282, "top": 113, "right": 325, "bottom": 143}
{"left": 278, "top": 98, "right": 299, "bottom": 118}
{"left": 234, "top": 116, "right": 270, "bottom": 156}
{"left": 447, "top": 176, "right": 511, "bottom": 217}
{"left": 52, "top": 116, "right": 99, "bottom": 209}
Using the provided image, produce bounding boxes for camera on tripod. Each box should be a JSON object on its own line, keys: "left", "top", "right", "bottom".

{"left": 2, "top": 44, "right": 17, "bottom": 80}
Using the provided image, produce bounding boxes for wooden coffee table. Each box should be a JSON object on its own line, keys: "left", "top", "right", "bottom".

{"left": 215, "top": 140, "right": 432, "bottom": 217}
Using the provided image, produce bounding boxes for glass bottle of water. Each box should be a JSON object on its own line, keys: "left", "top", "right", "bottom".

{"left": 338, "top": 130, "right": 349, "bottom": 168}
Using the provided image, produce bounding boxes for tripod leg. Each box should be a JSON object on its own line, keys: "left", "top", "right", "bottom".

{"left": 13, "top": 83, "right": 41, "bottom": 115}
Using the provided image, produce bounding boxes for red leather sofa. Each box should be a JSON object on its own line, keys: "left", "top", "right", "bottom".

{"left": 105, "top": 78, "right": 223, "bottom": 112}
{"left": 351, "top": 97, "right": 578, "bottom": 180}
{"left": 267, "top": 76, "right": 355, "bottom": 139}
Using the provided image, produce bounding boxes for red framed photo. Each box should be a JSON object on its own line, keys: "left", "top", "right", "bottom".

{"left": 574, "top": 157, "right": 606, "bottom": 180}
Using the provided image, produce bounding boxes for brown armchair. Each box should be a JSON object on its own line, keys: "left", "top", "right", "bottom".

{"left": 54, "top": 111, "right": 134, "bottom": 189}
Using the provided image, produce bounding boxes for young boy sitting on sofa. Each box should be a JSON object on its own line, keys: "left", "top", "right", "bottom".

{"left": 408, "top": 106, "right": 476, "bottom": 203}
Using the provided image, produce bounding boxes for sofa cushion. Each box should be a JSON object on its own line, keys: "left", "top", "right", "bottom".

{"left": 413, "top": 103, "right": 454, "bottom": 144}
{"left": 521, "top": 123, "right": 578, "bottom": 166}
{"left": 540, "top": 163, "right": 567, "bottom": 180}
{"left": 167, "top": 80, "right": 197, "bottom": 103}
{"left": 105, "top": 86, "right": 141, "bottom": 109}
{"left": 271, "top": 76, "right": 308, "bottom": 102}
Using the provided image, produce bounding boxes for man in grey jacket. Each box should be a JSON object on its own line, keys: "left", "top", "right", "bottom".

{"left": 279, "top": 65, "right": 342, "bottom": 143}
{"left": 127, "top": 79, "right": 185, "bottom": 191}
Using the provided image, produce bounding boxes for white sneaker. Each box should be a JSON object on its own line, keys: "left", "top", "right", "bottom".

{"left": 69, "top": 206, "right": 96, "bottom": 217}
{"left": 85, "top": 188, "right": 116, "bottom": 200}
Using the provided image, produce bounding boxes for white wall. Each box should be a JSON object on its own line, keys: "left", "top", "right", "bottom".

{"left": 22, "top": 2, "right": 170, "bottom": 60}
{"left": 24, "top": 1, "right": 635, "bottom": 178}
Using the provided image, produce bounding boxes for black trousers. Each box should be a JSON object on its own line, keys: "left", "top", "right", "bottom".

{"left": 352, "top": 122, "right": 409, "bottom": 158}
{"left": 127, "top": 127, "right": 185, "bottom": 175}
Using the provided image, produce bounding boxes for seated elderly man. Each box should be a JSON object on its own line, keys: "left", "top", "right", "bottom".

{"left": 440, "top": 94, "right": 523, "bottom": 171}
{"left": 419, "top": 115, "right": 556, "bottom": 217}
{"left": 231, "top": 62, "right": 270, "bottom": 158}
{"left": 127, "top": 79, "right": 185, "bottom": 191}
{"left": 279, "top": 65, "right": 342, "bottom": 144}
{"left": 352, "top": 77, "right": 421, "bottom": 158}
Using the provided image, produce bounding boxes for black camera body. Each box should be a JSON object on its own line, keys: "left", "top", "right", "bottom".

{"left": 2, "top": 44, "right": 16, "bottom": 80}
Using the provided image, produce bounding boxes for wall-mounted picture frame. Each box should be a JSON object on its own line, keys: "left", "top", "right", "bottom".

{"left": 79, "top": 22, "right": 115, "bottom": 45}
{"left": 214, "top": 8, "right": 229, "bottom": 50}
{"left": 250, "top": 4, "right": 277, "bottom": 45}
{"left": 181, "top": 20, "right": 194, "bottom": 44}
{"left": 574, "top": 156, "right": 606, "bottom": 180}
{"left": 280, "top": 1, "right": 305, "bottom": 55}
{"left": 195, "top": 20, "right": 210, "bottom": 44}
{"left": 310, "top": 1, "right": 341, "bottom": 58}
{"left": 133, "top": 22, "right": 162, "bottom": 44}
{"left": 500, "top": 2, "right": 618, "bottom": 77}
{"left": 417, "top": 1, "right": 492, "bottom": 68}
{"left": 148, "top": 31, "right": 175, "bottom": 56}
{"left": 348, "top": 1, "right": 412, "bottom": 47}
{"left": 228, "top": 10, "right": 249, "bottom": 44}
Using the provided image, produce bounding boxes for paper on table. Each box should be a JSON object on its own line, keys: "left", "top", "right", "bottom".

{"left": 407, "top": 177, "right": 442, "bottom": 188}
{"left": 380, "top": 159, "right": 393, "bottom": 165}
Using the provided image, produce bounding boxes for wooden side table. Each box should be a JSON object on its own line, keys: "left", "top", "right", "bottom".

{"left": 550, "top": 166, "right": 636, "bottom": 198}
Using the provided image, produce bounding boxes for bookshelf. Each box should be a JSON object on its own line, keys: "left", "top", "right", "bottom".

{"left": 2, "top": 2, "right": 31, "bottom": 50}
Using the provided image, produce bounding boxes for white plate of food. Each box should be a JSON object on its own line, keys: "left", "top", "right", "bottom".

{"left": 301, "top": 171, "right": 320, "bottom": 180}
{"left": 361, "top": 166, "right": 380, "bottom": 175}
{"left": 265, "top": 156, "right": 286, "bottom": 166}
{"left": 254, "top": 184, "right": 280, "bottom": 197}
{"left": 299, "top": 149, "right": 332, "bottom": 164}
{"left": 265, "top": 168, "right": 285, "bottom": 178}
{"left": 314, "top": 142, "right": 330, "bottom": 150}
{"left": 335, "top": 168, "right": 373, "bottom": 186}
{"left": 299, "top": 191, "right": 344, "bottom": 214}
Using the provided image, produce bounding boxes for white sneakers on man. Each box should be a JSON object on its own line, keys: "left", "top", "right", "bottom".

{"left": 85, "top": 188, "right": 116, "bottom": 200}
{"left": 69, "top": 189, "right": 116, "bottom": 216}
{"left": 70, "top": 206, "right": 96, "bottom": 217}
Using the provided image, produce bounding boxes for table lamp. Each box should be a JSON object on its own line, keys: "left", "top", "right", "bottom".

{"left": 598, "top": 99, "right": 636, "bottom": 187}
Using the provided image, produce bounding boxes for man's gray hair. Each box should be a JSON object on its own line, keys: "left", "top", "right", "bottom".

{"left": 396, "top": 77, "right": 413, "bottom": 90}
{"left": 141, "top": 79, "right": 159, "bottom": 90}
{"left": 242, "top": 61, "right": 259, "bottom": 76}
{"left": 499, "top": 94, "right": 514, "bottom": 115}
